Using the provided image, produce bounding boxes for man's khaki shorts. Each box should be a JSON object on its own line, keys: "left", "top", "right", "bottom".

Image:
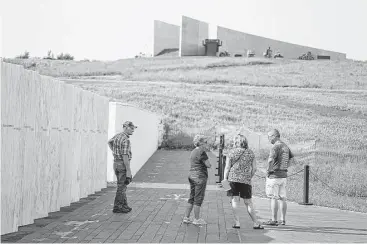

{"left": 265, "top": 177, "right": 287, "bottom": 199}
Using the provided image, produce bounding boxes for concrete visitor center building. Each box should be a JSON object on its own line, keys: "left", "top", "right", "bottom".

{"left": 153, "top": 15, "right": 346, "bottom": 60}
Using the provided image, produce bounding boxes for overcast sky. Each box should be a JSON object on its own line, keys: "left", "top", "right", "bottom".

{"left": 1, "top": 0, "right": 366, "bottom": 61}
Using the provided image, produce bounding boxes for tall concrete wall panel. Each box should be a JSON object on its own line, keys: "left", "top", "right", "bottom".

{"left": 1, "top": 62, "right": 109, "bottom": 235}
{"left": 153, "top": 20, "right": 180, "bottom": 56}
{"left": 180, "top": 16, "right": 209, "bottom": 56}
{"left": 217, "top": 26, "right": 346, "bottom": 60}
{"left": 107, "top": 102, "right": 161, "bottom": 182}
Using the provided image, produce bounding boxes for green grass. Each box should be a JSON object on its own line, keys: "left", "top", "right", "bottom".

{"left": 6, "top": 56, "right": 367, "bottom": 89}
{"left": 6, "top": 56, "right": 367, "bottom": 212}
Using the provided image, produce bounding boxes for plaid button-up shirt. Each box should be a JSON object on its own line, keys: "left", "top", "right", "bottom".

{"left": 108, "top": 132, "right": 132, "bottom": 160}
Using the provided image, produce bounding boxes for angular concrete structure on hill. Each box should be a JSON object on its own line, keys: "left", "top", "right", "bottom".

{"left": 153, "top": 15, "right": 346, "bottom": 60}
{"left": 179, "top": 16, "right": 209, "bottom": 56}
{"left": 153, "top": 20, "right": 180, "bottom": 56}
{"left": 217, "top": 26, "right": 346, "bottom": 60}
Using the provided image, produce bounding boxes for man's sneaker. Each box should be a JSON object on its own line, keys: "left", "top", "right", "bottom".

{"left": 278, "top": 220, "right": 286, "bottom": 225}
{"left": 262, "top": 220, "right": 278, "bottom": 226}
{"left": 124, "top": 206, "right": 133, "bottom": 211}
{"left": 192, "top": 218, "right": 207, "bottom": 225}
{"left": 183, "top": 217, "right": 193, "bottom": 224}
{"left": 113, "top": 208, "right": 131, "bottom": 213}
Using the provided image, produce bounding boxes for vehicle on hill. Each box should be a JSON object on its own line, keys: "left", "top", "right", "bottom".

{"left": 299, "top": 51, "right": 315, "bottom": 60}
{"left": 274, "top": 52, "right": 284, "bottom": 58}
{"left": 247, "top": 50, "right": 255, "bottom": 57}
{"left": 219, "top": 51, "right": 230, "bottom": 57}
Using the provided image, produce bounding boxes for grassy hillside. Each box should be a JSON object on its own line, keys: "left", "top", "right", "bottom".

{"left": 5, "top": 56, "right": 367, "bottom": 212}
{"left": 7, "top": 56, "right": 367, "bottom": 152}
{"left": 6, "top": 56, "right": 367, "bottom": 89}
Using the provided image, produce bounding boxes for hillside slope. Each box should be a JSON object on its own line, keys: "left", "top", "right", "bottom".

{"left": 5, "top": 57, "right": 367, "bottom": 90}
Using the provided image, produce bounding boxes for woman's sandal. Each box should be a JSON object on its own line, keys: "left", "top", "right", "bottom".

{"left": 232, "top": 224, "right": 240, "bottom": 229}
{"left": 253, "top": 224, "right": 264, "bottom": 229}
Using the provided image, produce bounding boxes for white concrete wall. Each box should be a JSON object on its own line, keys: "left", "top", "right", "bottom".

{"left": 107, "top": 102, "right": 161, "bottom": 182}
{"left": 209, "top": 24, "right": 218, "bottom": 39}
{"left": 153, "top": 20, "right": 180, "bottom": 56}
{"left": 1, "top": 62, "right": 109, "bottom": 235}
{"left": 179, "top": 16, "right": 209, "bottom": 56}
{"left": 217, "top": 26, "right": 346, "bottom": 60}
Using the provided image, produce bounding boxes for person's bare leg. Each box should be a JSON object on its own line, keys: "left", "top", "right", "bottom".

{"left": 185, "top": 203, "right": 193, "bottom": 218}
{"left": 244, "top": 199, "right": 260, "bottom": 226}
{"left": 232, "top": 196, "right": 241, "bottom": 226}
{"left": 193, "top": 205, "right": 201, "bottom": 219}
{"left": 279, "top": 198, "right": 287, "bottom": 222}
{"left": 271, "top": 198, "right": 278, "bottom": 221}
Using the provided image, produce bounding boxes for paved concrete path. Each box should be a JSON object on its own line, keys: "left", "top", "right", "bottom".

{"left": 4, "top": 150, "right": 367, "bottom": 243}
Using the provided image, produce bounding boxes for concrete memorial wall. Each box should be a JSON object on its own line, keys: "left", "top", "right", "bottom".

{"left": 1, "top": 62, "right": 109, "bottom": 234}
{"left": 217, "top": 26, "right": 346, "bottom": 60}
{"left": 107, "top": 102, "right": 161, "bottom": 182}
{"left": 179, "top": 16, "right": 209, "bottom": 56}
{"left": 154, "top": 15, "right": 346, "bottom": 59}
{"left": 153, "top": 20, "right": 180, "bottom": 56}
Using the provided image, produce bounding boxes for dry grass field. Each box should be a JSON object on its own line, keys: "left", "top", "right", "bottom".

{"left": 6, "top": 56, "right": 367, "bottom": 212}
{"left": 6, "top": 56, "right": 367, "bottom": 89}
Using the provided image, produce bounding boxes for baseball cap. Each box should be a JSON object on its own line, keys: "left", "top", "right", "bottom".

{"left": 123, "top": 121, "right": 137, "bottom": 128}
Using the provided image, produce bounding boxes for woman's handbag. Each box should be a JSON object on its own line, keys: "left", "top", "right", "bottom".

{"left": 221, "top": 179, "right": 232, "bottom": 191}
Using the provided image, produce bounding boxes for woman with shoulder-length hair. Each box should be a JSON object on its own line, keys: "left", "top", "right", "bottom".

{"left": 223, "top": 134, "right": 264, "bottom": 229}
{"left": 183, "top": 134, "right": 212, "bottom": 226}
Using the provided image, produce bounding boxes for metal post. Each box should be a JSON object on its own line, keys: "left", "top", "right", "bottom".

{"left": 220, "top": 134, "right": 224, "bottom": 148}
{"left": 216, "top": 134, "right": 225, "bottom": 183}
{"left": 215, "top": 134, "right": 224, "bottom": 183}
{"left": 299, "top": 165, "right": 313, "bottom": 205}
{"left": 217, "top": 148, "right": 223, "bottom": 182}
{"left": 222, "top": 155, "right": 227, "bottom": 180}
{"left": 220, "top": 135, "right": 225, "bottom": 182}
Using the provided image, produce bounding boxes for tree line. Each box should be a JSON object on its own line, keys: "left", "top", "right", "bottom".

{"left": 16, "top": 50, "right": 74, "bottom": 60}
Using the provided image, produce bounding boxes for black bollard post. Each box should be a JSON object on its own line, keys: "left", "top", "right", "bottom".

{"left": 216, "top": 134, "right": 225, "bottom": 183}
{"left": 299, "top": 165, "right": 313, "bottom": 205}
{"left": 216, "top": 148, "right": 223, "bottom": 183}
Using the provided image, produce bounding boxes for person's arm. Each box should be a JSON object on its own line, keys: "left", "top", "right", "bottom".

{"left": 204, "top": 159, "right": 211, "bottom": 168}
{"left": 223, "top": 155, "right": 231, "bottom": 180}
{"left": 289, "top": 148, "right": 294, "bottom": 159}
{"left": 118, "top": 138, "right": 132, "bottom": 178}
{"left": 122, "top": 155, "right": 132, "bottom": 178}
{"left": 201, "top": 151, "right": 211, "bottom": 168}
{"left": 267, "top": 147, "right": 276, "bottom": 176}
{"left": 251, "top": 158, "right": 257, "bottom": 178}
{"left": 108, "top": 138, "right": 114, "bottom": 151}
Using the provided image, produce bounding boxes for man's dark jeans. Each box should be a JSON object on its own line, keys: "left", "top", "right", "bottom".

{"left": 113, "top": 161, "right": 129, "bottom": 211}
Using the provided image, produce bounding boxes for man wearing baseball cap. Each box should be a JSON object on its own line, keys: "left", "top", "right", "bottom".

{"left": 108, "top": 121, "right": 137, "bottom": 213}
